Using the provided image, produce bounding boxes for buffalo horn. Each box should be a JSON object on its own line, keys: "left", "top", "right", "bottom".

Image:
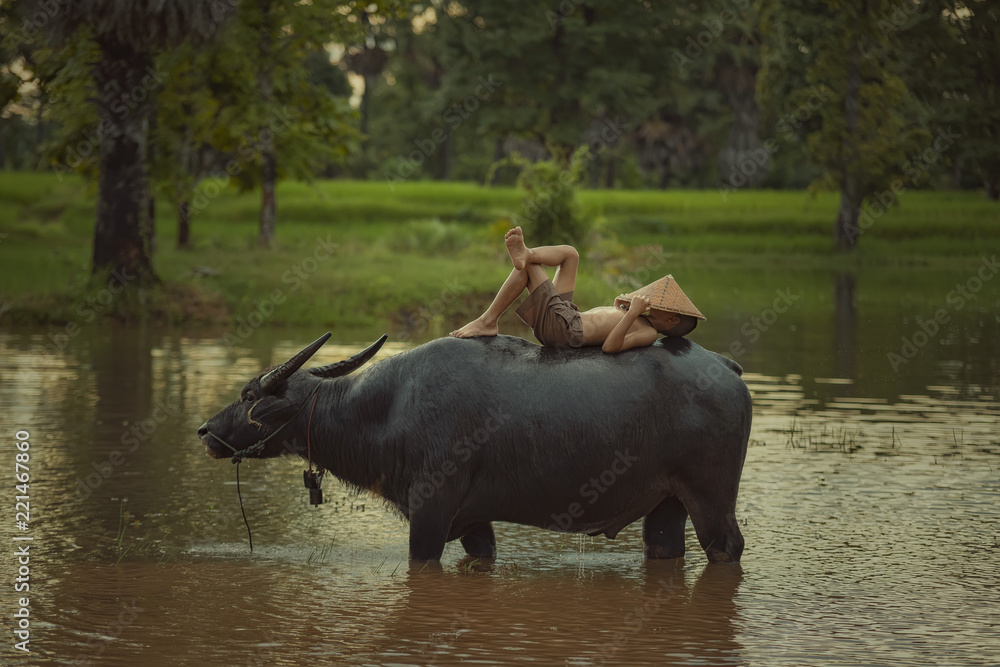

{"left": 309, "top": 334, "right": 388, "bottom": 379}
{"left": 259, "top": 332, "right": 333, "bottom": 392}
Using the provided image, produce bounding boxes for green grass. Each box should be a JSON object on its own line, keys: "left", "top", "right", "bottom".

{"left": 0, "top": 171, "right": 997, "bottom": 329}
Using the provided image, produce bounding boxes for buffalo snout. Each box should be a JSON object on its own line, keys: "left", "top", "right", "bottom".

{"left": 199, "top": 422, "right": 227, "bottom": 459}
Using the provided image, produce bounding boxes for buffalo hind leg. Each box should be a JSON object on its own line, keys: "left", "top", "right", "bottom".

{"left": 460, "top": 522, "right": 496, "bottom": 559}
{"left": 684, "top": 500, "right": 744, "bottom": 563}
{"left": 643, "top": 496, "right": 688, "bottom": 559}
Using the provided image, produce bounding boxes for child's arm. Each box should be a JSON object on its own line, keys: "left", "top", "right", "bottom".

{"left": 602, "top": 296, "right": 658, "bottom": 353}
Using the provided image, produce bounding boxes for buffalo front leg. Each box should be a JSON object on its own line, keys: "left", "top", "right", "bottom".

{"left": 460, "top": 522, "right": 496, "bottom": 558}
{"left": 406, "top": 489, "right": 453, "bottom": 561}
{"left": 408, "top": 511, "right": 450, "bottom": 562}
{"left": 643, "top": 496, "right": 688, "bottom": 559}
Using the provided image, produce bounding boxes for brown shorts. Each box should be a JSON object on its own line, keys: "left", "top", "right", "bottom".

{"left": 515, "top": 279, "right": 585, "bottom": 348}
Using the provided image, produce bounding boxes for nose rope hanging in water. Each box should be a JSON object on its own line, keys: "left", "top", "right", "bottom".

{"left": 206, "top": 382, "right": 324, "bottom": 552}
{"left": 235, "top": 461, "right": 253, "bottom": 551}
{"left": 204, "top": 431, "right": 256, "bottom": 552}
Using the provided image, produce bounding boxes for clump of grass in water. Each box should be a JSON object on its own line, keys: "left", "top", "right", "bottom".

{"left": 114, "top": 500, "right": 129, "bottom": 563}
{"left": 783, "top": 419, "right": 863, "bottom": 453}
{"left": 785, "top": 417, "right": 801, "bottom": 448}
{"left": 460, "top": 558, "right": 481, "bottom": 574}
{"left": 306, "top": 537, "right": 337, "bottom": 565}
{"left": 951, "top": 429, "right": 966, "bottom": 460}
{"left": 113, "top": 500, "right": 158, "bottom": 565}
{"left": 157, "top": 547, "right": 180, "bottom": 567}
{"left": 494, "top": 561, "right": 520, "bottom": 576}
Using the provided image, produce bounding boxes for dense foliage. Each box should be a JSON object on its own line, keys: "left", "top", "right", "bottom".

{"left": 0, "top": 0, "right": 996, "bottom": 269}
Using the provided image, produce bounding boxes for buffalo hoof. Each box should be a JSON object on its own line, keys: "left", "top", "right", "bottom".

{"left": 645, "top": 544, "right": 685, "bottom": 559}
{"left": 460, "top": 522, "right": 497, "bottom": 559}
{"left": 706, "top": 549, "right": 738, "bottom": 563}
{"left": 457, "top": 555, "right": 495, "bottom": 573}
{"left": 705, "top": 532, "right": 744, "bottom": 563}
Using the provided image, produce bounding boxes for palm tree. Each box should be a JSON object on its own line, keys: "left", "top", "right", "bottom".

{"left": 34, "top": 0, "right": 230, "bottom": 283}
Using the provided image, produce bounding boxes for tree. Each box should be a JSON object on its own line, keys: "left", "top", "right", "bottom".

{"left": 902, "top": 0, "right": 1000, "bottom": 200}
{"left": 218, "top": 0, "right": 399, "bottom": 247}
{"left": 0, "top": 4, "right": 28, "bottom": 168}
{"left": 343, "top": 12, "right": 391, "bottom": 150}
{"left": 149, "top": 41, "right": 224, "bottom": 249}
{"left": 759, "top": 0, "right": 929, "bottom": 251}
{"left": 369, "top": 1, "right": 772, "bottom": 189}
{"left": 395, "top": 1, "right": 683, "bottom": 167}
{"left": 153, "top": 5, "right": 368, "bottom": 250}
{"left": 670, "top": 1, "right": 769, "bottom": 188}
{"left": 30, "top": 0, "right": 231, "bottom": 282}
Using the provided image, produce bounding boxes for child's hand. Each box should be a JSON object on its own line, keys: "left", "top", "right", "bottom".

{"left": 628, "top": 295, "right": 650, "bottom": 313}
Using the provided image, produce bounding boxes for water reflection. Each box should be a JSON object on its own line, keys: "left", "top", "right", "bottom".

{"left": 381, "top": 561, "right": 743, "bottom": 666}
{"left": 833, "top": 270, "right": 857, "bottom": 389}
{"left": 0, "top": 263, "right": 998, "bottom": 666}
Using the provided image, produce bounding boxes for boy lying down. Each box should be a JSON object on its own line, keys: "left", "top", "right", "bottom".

{"left": 450, "top": 226, "right": 704, "bottom": 353}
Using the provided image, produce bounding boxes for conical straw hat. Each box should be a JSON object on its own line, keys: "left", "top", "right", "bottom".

{"left": 621, "top": 275, "right": 706, "bottom": 320}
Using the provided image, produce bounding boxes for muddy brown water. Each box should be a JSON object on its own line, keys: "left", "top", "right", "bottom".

{"left": 1, "top": 266, "right": 998, "bottom": 665}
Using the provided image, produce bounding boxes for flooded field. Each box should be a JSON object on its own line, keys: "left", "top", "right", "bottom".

{"left": 1, "top": 265, "right": 998, "bottom": 665}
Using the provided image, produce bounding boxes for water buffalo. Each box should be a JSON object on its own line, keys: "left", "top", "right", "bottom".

{"left": 198, "top": 333, "right": 751, "bottom": 563}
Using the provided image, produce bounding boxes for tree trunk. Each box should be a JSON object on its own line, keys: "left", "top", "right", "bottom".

{"left": 987, "top": 174, "right": 999, "bottom": 201}
{"left": 951, "top": 156, "right": 963, "bottom": 190}
{"left": 835, "top": 47, "right": 862, "bottom": 252}
{"left": 91, "top": 38, "right": 156, "bottom": 283}
{"left": 836, "top": 173, "right": 863, "bottom": 251}
{"left": 146, "top": 98, "right": 157, "bottom": 254}
{"left": 35, "top": 101, "right": 45, "bottom": 157}
{"left": 604, "top": 152, "right": 616, "bottom": 189}
{"left": 257, "top": 0, "right": 276, "bottom": 248}
{"left": 360, "top": 74, "right": 373, "bottom": 145}
{"left": 259, "top": 145, "right": 277, "bottom": 247}
{"left": 659, "top": 166, "right": 672, "bottom": 190}
{"left": 717, "top": 64, "right": 767, "bottom": 188}
{"left": 148, "top": 194, "right": 157, "bottom": 254}
{"left": 178, "top": 201, "right": 191, "bottom": 249}
{"left": 490, "top": 135, "right": 505, "bottom": 186}
{"left": 440, "top": 125, "right": 451, "bottom": 180}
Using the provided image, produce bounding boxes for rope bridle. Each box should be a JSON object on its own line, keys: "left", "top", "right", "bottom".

{"left": 205, "top": 381, "right": 325, "bottom": 552}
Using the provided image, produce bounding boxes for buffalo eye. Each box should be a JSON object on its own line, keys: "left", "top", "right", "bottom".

{"left": 241, "top": 390, "right": 256, "bottom": 403}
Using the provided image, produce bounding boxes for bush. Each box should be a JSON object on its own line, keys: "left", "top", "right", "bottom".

{"left": 489, "top": 146, "right": 592, "bottom": 248}
{"left": 386, "top": 219, "right": 471, "bottom": 254}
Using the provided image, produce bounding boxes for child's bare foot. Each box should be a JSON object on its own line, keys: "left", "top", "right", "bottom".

{"left": 505, "top": 226, "right": 530, "bottom": 270}
{"left": 450, "top": 316, "right": 498, "bottom": 338}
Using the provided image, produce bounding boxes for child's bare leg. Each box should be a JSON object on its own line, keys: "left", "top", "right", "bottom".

{"left": 450, "top": 267, "right": 528, "bottom": 338}
{"left": 548, "top": 246, "right": 579, "bottom": 295}
{"left": 505, "top": 227, "right": 531, "bottom": 270}
{"left": 505, "top": 226, "right": 579, "bottom": 294}
{"left": 452, "top": 228, "right": 580, "bottom": 338}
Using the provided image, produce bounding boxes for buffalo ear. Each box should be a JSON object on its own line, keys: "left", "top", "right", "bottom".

{"left": 260, "top": 332, "right": 332, "bottom": 393}
{"left": 309, "top": 334, "right": 388, "bottom": 379}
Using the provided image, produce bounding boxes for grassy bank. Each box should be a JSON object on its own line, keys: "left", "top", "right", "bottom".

{"left": 0, "top": 172, "right": 997, "bottom": 331}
